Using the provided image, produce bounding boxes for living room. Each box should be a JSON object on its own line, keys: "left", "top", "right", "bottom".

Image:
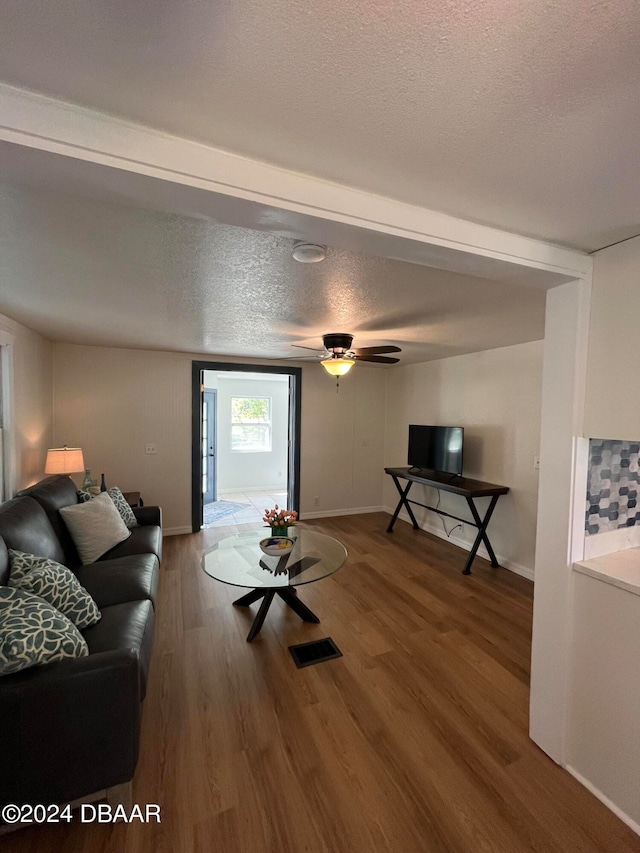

{"left": 2, "top": 2, "right": 640, "bottom": 851}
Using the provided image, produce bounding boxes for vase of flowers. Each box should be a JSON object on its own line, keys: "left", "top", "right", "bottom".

{"left": 263, "top": 505, "right": 298, "bottom": 536}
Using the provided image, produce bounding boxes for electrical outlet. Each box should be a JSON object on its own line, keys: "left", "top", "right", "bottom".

{"left": 313, "top": 496, "right": 320, "bottom": 506}
{"left": 534, "top": 455, "right": 540, "bottom": 470}
{"left": 145, "top": 444, "right": 157, "bottom": 455}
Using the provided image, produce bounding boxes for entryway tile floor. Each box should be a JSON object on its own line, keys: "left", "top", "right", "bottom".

{"left": 205, "top": 489, "right": 288, "bottom": 527}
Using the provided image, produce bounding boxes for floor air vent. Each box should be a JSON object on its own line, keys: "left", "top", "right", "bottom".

{"left": 288, "top": 637, "right": 343, "bottom": 669}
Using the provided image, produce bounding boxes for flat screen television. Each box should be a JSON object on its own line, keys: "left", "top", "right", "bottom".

{"left": 407, "top": 425, "right": 464, "bottom": 476}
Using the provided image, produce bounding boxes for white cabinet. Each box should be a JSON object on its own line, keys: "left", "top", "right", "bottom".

{"left": 568, "top": 552, "right": 640, "bottom": 830}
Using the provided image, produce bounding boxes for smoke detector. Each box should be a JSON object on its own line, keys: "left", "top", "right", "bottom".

{"left": 292, "top": 242, "right": 326, "bottom": 263}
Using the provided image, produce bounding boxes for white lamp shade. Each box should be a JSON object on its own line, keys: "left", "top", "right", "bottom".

{"left": 321, "top": 357, "right": 355, "bottom": 377}
{"left": 45, "top": 447, "right": 85, "bottom": 474}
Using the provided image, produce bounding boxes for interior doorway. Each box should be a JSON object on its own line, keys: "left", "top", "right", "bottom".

{"left": 191, "top": 362, "right": 301, "bottom": 532}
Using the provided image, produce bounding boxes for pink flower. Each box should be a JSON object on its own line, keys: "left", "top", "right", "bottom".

{"left": 263, "top": 505, "right": 297, "bottom": 528}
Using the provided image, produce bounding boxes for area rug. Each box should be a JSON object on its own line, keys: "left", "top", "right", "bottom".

{"left": 203, "top": 500, "right": 248, "bottom": 526}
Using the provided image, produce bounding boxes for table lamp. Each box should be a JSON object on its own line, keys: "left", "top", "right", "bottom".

{"left": 44, "top": 446, "right": 85, "bottom": 475}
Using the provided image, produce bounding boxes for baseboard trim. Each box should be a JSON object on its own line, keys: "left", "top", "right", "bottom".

{"left": 166, "top": 509, "right": 385, "bottom": 533}
{"left": 384, "top": 506, "right": 535, "bottom": 581}
{"left": 565, "top": 765, "right": 640, "bottom": 837}
{"left": 163, "top": 526, "right": 193, "bottom": 536}
{"left": 302, "top": 506, "right": 385, "bottom": 520}
{"left": 218, "top": 486, "right": 286, "bottom": 495}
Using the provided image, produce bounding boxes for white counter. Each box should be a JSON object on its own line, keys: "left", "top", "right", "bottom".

{"left": 574, "top": 546, "right": 640, "bottom": 597}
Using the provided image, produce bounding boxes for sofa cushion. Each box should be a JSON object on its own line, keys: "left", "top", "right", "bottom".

{"left": 98, "top": 523, "right": 162, "bottom": 563}
{"left": 8, "top": 550, "right": 101, "bottom": 630}
{"left": 60, "top": 493, "right": 131, "bottom": 565}
{"left": 0, "top": 587, "right": 88, "bottom": 676}
{"left": 0, "top": 496, "right": 67, "bottom": 566}
{"left": 78, "top": 487, "right": 139, "bottom": 529}
{"left": 73, "top": 554, "right": 159, "bottom": 609}
{"left": 17, "top": 475, "right": 82, "bottom": 566}
{"left": 82, "top": 600, "right": 155, "bottom": 698}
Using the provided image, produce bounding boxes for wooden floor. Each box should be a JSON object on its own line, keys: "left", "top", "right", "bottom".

{"left": 7, "top": 514, "right": 640, "bottom": 852}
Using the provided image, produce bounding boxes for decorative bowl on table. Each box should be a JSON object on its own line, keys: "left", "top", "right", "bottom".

{"left": 259, "top": 536, "right": 295, "bottom": 556}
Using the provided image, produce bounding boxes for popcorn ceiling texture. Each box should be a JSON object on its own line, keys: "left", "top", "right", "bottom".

{"left": 0, "top": 1, "right": 639, "bottom": 249}
{"left": 585, "top": 439, "right": 640, "bottom": 535}
{"left": 0, "top": 183, "right": 545, "bottom": 362}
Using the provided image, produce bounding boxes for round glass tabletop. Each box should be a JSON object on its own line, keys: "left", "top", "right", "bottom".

{"left": 201, "top": 526, "right": 347, "bottom": 589}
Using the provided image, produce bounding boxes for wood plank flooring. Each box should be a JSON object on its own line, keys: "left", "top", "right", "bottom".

{"left": 6, "top": 514, "right": 640, "bottom": 852}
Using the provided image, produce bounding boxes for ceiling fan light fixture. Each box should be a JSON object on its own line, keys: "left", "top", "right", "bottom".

{"left": 292, "top": 242, "right": 326, "bottom": 263}
{"left": 321, "top": 357, "right": 355, "bottom": 376}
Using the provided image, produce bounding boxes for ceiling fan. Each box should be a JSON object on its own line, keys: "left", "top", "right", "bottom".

{"left": 292, "top": 333, "right": 401, "bottom": 377}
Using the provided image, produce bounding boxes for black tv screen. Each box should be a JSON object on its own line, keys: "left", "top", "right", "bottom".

{"left": 407, "top": 425, "right": 464, "bottom": 476}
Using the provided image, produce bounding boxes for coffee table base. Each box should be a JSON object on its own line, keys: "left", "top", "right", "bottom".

{"left": 233, "top": 588, "right": 320, "bottom": 642}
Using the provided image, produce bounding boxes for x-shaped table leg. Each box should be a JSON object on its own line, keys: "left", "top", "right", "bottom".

{"left": 233, "top": 587, "right": 320, "bottom": 642}
{"left": 462, "top": 495, "right": 500, "bottom": 574}
{"left": 387, "top": 476, "right": 420, "bottom": 531}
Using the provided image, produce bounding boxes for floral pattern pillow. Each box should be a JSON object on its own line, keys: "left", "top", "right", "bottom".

{"left": 77, "top": 486, "right": 138, "bottom": 529}
{"left": 8, "top": 550, "right": 101, "bottom": 630}
{"left": 0, "top": 587, "right": 88, "bottom": 676}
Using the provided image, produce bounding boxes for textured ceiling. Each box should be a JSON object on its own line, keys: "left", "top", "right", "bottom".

{"left": 1, "top": 0, "right": 639, "bottom": 250}
{"left": 0, "top": 182, "right": 546, "bottom": 364}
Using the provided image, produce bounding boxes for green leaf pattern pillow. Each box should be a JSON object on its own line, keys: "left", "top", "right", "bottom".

{"left": 8, "top": 550, "right": 101, "bottom": 630}
{"left": 0, "top": 587, "right": 88, "bottom": 676}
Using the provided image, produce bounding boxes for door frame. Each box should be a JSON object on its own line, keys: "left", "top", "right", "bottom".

{"left": 0, "top": 331, "right": 16, "bottom": 502}
{"left": 191, "top": 361, "right": 302, "bottom": 533}
{"left": 202, "top": 388, "right": 217, "bottom": 504}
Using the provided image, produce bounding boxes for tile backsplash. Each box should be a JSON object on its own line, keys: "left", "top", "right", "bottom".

{"left": 586, "top": 439, "right": 640, "bottom": 535}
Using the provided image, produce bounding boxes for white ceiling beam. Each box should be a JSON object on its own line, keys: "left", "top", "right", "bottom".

{"left": 0, "top": 83, "right": 590, "bottom": 281}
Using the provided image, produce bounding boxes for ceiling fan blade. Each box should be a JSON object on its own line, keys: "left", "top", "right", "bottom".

{"left": 351, "top": 345, "right": 401, "bottom": 356}
{"left": 354, "top": 354, "right": 400, "bottom": 364}
{"left": 292, "top": 344, "right": 325, "bottom": 352}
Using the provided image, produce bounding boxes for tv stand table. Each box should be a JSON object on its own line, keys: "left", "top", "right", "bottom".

{"left": 384, "top": 467, "right": 509, "bottom": 575}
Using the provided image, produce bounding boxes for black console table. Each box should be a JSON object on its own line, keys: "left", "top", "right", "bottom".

{"left": 385, "top": 467, "right": 509, "bottom": 575}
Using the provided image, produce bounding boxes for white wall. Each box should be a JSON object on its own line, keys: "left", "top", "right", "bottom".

{"left": 553, "top": 237, "right": 640, "bottom": 831}
{"left": 51, "top": 337, "right": 541, "bottom": 572}
{"left": 584, "top": 235, "right": 640, "bottom": 440}
{"left": 529, "top": 280, "right": 591, "bottom": 761}
{"left": 0, "top": 311, "right": 53, "bottom": 493}
{"left": 41, "top": 335, "right": 541, "bottom": 572}
{"left": 303, "top": 363, "right": 387, "bottom": 516}
{"left": 383, "top": 340, "right": 543, "bottom": 576}
{"left": 53, "top": 343, "right": 387, "bottom": 532}
{"left": 215, "top": 374, "right": 289, "bottom": 492}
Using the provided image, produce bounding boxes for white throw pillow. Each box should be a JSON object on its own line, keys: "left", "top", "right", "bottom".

{"left": 60, "top": 491, "right": 131, "bottom": 565}
{"left": 77, "top": 486, "right": 138, "bottom": 529}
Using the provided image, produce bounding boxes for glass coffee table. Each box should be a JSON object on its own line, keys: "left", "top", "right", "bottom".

{"left": 202, "top": 526, "right": 347, "bottom": 642}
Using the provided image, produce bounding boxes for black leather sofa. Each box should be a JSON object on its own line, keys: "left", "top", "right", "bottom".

{"left": 0, "top": 475, "right": 161, "bottom": 814}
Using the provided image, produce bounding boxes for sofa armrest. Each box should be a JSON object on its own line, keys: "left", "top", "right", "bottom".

{"left": 0, "top": 649, "right": 141, "bottom": 810}
{"left": 132, "top": 505, "right": 162, "bottom": 527}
